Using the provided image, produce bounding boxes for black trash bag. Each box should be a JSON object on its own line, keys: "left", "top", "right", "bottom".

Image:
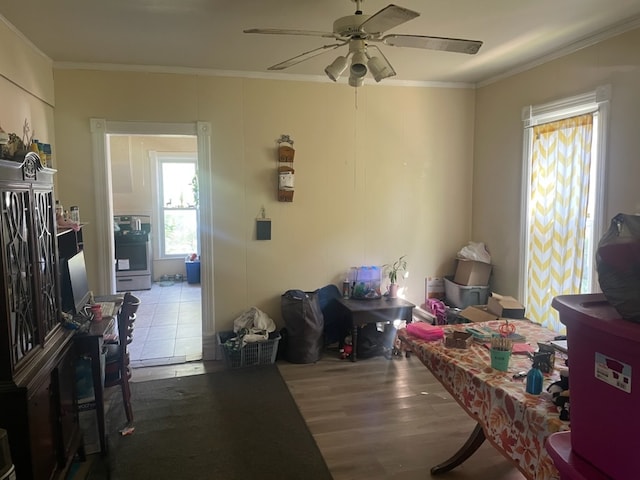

{"left": 356, "top": 323, "right": 397, "bottom": 359}
{"left": 281, "top": 289, "right": 324, "bottom": 363}
{"left": 596, "top": 213, "right": 640, "bottom": 322}
{"left": 276, "top": 327, "right": 288, "bottom": 361}
{"left": 317, "top": 284, "right": 350, "bottom": 345}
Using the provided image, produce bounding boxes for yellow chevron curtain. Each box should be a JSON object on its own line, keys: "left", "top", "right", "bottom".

{"left": 527, "top": 114, "right": 593, "bottom": 332}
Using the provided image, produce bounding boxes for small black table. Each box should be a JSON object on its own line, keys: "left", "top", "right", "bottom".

{"left": 336, "top": 296, "right": 415, "bottom": 361}
{"left": 72, "top": 295, "right": 122, "bottom": 453}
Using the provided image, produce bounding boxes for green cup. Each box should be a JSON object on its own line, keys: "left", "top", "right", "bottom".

{"left": 490, "top": 348, "right": 511, "bottom": 371}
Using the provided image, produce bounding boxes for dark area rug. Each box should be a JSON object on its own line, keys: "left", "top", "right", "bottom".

{"left": 89, "top": 365, "right": 332, "bottom": 480}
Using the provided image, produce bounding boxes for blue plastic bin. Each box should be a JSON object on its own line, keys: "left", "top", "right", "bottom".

{"left": 185, "top": 260, "right": 200, "bottom": 284}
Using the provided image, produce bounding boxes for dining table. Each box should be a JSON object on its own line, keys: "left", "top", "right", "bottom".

{"left": 398, "top": 319, "right": 569, "bottom": 480}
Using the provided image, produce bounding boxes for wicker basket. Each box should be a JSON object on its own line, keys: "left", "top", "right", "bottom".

{"left": 217, "top": 331, "right": 280, "bottom": 368}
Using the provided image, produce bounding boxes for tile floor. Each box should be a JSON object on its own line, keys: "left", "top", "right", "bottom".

{"left": 127, "top": 281, "right": 203, "bottom": 368}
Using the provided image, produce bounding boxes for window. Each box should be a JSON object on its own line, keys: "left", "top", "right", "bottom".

{"left": 153, "top": 153, "right": 198, "bottom": 258}
{"left": 520, "top": 86, "right": 610, "bottom": 332}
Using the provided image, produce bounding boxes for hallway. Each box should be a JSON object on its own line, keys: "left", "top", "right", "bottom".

{"left": 128, "top": 281, "right": 202, "bottom": 368}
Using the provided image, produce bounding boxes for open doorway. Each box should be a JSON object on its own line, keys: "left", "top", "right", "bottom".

{"left": 90, "top": 120, "right": 217, "bottom": 364}
{"left": 109, "top": 134, "right": 202, "bottom": 367}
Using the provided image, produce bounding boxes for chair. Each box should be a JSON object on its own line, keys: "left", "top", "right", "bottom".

{"left": 104, "top": 292, "right": 141, "bottom": 424}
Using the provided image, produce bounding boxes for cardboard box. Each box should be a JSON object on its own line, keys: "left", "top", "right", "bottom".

{"left": 459, "top": 305, "right": 500, "bottom": 323}
{"left": 487, "top": 293, "right": 525, "bottom": 319}
{"left": 445, "top": 331, "right": 473, "bottom": 349}
{"left": 424, "top": 276, "right": 445, "bottom": 301}
{"left": 453, "top": 259, "right": 492, "bottom": 286}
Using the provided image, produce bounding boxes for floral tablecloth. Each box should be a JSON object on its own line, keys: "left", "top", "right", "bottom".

{"left": 398, "top": 320, "right": 569, "bottom": 480}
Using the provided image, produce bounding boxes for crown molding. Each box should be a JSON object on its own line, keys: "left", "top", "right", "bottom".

{"left": 478, "top": 14, "right": 640, "bottom": 88}
{"left": 52, "top": 61, "right": 476, "bottom": 89}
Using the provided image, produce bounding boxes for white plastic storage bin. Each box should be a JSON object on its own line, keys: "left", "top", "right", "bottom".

{"left": 349, "top": 266, "right": 382, "bottom": 299}
{"left": 444, "top": 276, "right": 489, "bottom": 309}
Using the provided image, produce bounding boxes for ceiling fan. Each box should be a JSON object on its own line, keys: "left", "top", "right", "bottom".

{"left": 244, "top": 0, "right": 482, "bottom": 86}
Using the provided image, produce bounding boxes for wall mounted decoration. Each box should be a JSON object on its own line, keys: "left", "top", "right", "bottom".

{"left": 256, "top": 206, "right": 271, "bottom": 240}
{"left": 277, "top": 134, "right": 295, "bottom": 202}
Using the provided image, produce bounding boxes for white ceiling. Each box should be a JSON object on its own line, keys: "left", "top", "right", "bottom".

{"left": 2, "top": 0, "right": 640, "bottom": 86}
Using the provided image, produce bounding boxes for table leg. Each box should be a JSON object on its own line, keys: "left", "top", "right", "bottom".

{"left": 90, "top": 343, "right": 106, "bottom": 454}
{"left": 350, "top": 323, "right": 358, "bottom": 362}
{"left": 430, "top": 422, "right": 486, "bottom": 475}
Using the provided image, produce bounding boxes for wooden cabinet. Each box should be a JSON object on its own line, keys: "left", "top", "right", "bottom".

{"left": 0, "top": 156, "right": 82, "bottom": 479}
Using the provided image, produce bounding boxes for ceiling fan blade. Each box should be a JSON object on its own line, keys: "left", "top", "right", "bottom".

{"left": 359, "top": 4, "right": 420, "bottom": 35}
{"left": 381, "top": 34, "right": 482, "bottom": 54}
{"left": 267, "top": 42, "right": 347, "bottom": 70}
{"left": 244, "top": 28, "right": 338, "bottom": 39}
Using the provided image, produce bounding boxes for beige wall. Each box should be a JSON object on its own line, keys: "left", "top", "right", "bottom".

{"left": 0, "top": 18, "right": 54, "bottom": 157}
{"left": 5, "top": 12, "right": 640, "bottom": 332}
{"left": 473, "top": 27, "right": 640, "bottom": 296}
{"left": 52, "top": 70, "right": 476, "bottom": 331}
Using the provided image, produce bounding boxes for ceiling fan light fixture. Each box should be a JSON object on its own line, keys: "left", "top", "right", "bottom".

{"left": 348, "top": 75, "right": 364, "bottom": 87}
{"left": 350, "top": 50, "right": 368, "bottom": 78}
{"left": 324, "top": 55, "right": 349, "bottom": 81}
{"left": 245, "top": 2, "right": 483, "bottom": 86}
{"left": 367, "top": 55, "right": 394, "bottom": 82}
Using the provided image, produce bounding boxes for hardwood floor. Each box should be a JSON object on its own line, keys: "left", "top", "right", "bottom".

{"left": 119, "top": 351, "right": 526, "bottom": 480}
{"left": 278, "top": 352, "right": 526, "bottom": 480}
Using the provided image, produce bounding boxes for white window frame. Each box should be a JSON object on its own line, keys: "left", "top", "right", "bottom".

{"left": 519, "top": 85, "right": 611, "bottom": 300}
{"left": 150, "top": 151, "right": 199, "bottom": 260}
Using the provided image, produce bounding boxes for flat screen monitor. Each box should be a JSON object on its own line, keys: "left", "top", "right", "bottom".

{"left": 64, "top": 250, "right": 91, "bottom": 315}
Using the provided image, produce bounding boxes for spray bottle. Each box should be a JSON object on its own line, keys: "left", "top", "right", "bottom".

{"left": 526, "top": 358, "right": 544, "bottom": 395}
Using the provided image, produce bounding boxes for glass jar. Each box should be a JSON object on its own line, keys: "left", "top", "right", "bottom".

{"left": 70, "top": 206, "right": 80, "bottom": 223}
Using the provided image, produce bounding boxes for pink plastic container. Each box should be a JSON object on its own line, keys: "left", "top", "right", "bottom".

{"left": 545, "top": 432, "right": 609, "bottom": 480}
{"left": 405, "top": 322, "right": 444, "bottom": 341}
{"left": 552, "top": 293, "right": 640, "bottom": 480}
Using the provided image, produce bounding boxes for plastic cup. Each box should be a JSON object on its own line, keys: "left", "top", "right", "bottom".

{"left": 91, "top": 304, "right": 102, "bottom": 322}
{"left": 490, "top": 348, "right": 511, "bottom": 371}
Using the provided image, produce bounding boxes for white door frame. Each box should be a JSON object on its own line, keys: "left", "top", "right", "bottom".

{"left": 90, "top": 119, "right": 217, "bottom": 360}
